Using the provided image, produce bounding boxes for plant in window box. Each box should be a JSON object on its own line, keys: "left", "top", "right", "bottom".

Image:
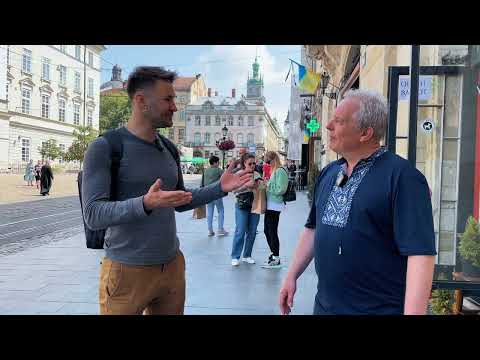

{"left": 458, "top": 216, "right": 480, "bottom": 277}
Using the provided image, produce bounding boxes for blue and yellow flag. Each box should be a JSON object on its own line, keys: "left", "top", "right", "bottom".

{"left": 289, "top": 60, "right": 320, "bottom": 94}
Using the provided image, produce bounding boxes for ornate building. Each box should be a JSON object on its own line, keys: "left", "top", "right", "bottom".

{"left": 0, "top": 45, "right": 105, "bottom": 170}
{"left": 185, "top": 58, "right": 281, "bottom": 161}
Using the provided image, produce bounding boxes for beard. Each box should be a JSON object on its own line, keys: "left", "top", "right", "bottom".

{"left": 146, "top": 109, "right": 173, "bottom": 129}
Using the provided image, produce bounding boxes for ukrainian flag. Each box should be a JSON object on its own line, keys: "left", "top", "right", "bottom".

{"left": 294, "top": 61, "right": 320, "bottom": 94}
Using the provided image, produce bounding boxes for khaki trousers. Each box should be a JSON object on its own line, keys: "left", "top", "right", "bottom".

{"left": 99, "top": 250, "right": 186, "bottom": 315}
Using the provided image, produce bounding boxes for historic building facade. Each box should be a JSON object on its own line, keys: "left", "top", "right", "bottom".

{"left": 0, "top": 45, "right": 105, "bottom": 170}
{"left": 185, "top": 58, "right": 282, "bottom": 161}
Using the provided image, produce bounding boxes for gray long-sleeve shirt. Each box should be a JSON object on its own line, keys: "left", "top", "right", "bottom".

{"left": 81, "top": 126, "right": 226, "bottom": 265}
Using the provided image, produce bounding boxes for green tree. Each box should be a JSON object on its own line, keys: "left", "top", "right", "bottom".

{"left": 99, "top": 94, "right": 131, "bottom": 133}
{"left": 63, "top": 126, "right": 98, "bottom": 169}
{"left": 38, "top": 139, "right": 62, "bottom": 161}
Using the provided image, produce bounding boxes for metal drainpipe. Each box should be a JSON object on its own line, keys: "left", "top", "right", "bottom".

{"left": 408, "top": 45, "right": 420, "bottom": 166}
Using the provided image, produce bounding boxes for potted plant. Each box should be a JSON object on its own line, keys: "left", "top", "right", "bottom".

{"left": 458, "top": 216, "right": 480, "bottom": 277}
{"left": 429, "top": 289, "right": 455, "bottom": 315}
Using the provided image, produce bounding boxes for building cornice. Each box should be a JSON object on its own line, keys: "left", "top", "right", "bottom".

{"left": 9, "top": 118, "right": 78, "bottom": 136}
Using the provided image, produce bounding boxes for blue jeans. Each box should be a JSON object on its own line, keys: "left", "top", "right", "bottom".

{"left": 231, "top": 205, "right": 260, "bottom": 259}
{"left": 207, "top": 198, "right": 225, "bottom": 232}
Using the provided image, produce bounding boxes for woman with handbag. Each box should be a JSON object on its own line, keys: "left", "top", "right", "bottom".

{"left": 261, "top": 151, "right": 288, "bottom": 269}
{"left": 230, "top": 153, "right": 263, "bottom": 266}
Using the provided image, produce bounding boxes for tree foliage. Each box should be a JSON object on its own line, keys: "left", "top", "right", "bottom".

{"left": 100, "top": 94, "right": 131, "bottom": 133}
{"left": 63, "top": 126, "right": 98, "bottom": 168}
{"left": 38, "top": 139, "right": 63, "bottom": 161}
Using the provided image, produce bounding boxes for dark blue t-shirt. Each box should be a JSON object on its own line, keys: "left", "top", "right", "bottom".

{"left": 305, "top": 149, "right": 436, "bottom": 315}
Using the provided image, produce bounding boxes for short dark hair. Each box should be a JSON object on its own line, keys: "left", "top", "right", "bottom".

{"left": 209, "top": 155, "right": 220, "bottom": 165}
{"left": 126, "top": 66, "right": 177, "bottom": 100}
{"left": 240, "top": 153, "right": 255, "bottom": 169}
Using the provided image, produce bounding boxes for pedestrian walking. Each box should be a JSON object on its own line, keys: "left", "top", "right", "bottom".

{"left": 231, "top": 153, "right": 262, "bottom": 266}
{"left": 279, "top": 89, "right": 436, "bottom": 315}
{"left": 34, "top": 160, "right": 42, "bottom": 189}
{"left": 81, "top": 66, "right": 252, "bottom": 315}
{"left": 24, "top": 159, "right": 35, "bottom": 186}
{"left": 261, "top": 151, "right": 288, "bottom": 269}
{"left": 202, "top": 155, "right": 228, "bottom": 237}
{"left": 39, "top": 160, "right": 54, "bottom": 196}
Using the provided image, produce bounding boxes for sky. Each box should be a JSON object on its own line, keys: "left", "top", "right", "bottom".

{"left": 100, "top": 45, "right": 301, "bottom": 131}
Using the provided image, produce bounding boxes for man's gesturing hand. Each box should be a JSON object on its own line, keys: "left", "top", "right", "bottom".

{"left": 220, "top": 160, "right": 254, "bottom": 193}
{"left": 143, "top": 178, "right": 192, "bottom": 211}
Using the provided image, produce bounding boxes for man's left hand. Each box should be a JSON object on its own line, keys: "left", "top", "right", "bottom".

{"left": 220, "top": 161, "right": 253, "bottom": 193}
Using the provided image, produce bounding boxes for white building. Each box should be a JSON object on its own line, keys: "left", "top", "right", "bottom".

{"left": 184, "top": 58, "right": 282, "bottom": 161}
{"left": 0, "top": 45, "right": 105, "bottom": 171}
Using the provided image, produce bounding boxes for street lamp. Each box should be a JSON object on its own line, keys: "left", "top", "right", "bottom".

{"left": 216, "top": 125, "right": 230, "bottom": 169}
{"left": 319, "top": 71, "right": 338, "bottom": 100}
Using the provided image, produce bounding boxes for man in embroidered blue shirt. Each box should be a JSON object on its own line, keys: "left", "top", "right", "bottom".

{"left": 279, "top": 89, "right": 437, "bottom": 315}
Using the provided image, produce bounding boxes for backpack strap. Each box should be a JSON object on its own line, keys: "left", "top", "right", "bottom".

{"left": 101, "top": 129, "right": 124, "bottom": 201}
{"left": 157, "top": 134, "right": 184, "bottom": 190}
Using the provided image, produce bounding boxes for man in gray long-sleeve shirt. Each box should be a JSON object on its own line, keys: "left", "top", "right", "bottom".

{"left": 82, "top": 66, "right": 253, "bottom": 315}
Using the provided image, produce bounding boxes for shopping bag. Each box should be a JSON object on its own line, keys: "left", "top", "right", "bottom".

{"left": 193, "top": 205, "right": 206, "bottom": 219}
{"left": 251, "top": 186, "right": 267, "bottom": 215}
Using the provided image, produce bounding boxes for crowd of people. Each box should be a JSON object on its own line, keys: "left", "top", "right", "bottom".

{"left": 23, "top": 159, "right": 54, "bottom": 196}
{"left": 203, "top": 150, "right": 293, "bottom": 269}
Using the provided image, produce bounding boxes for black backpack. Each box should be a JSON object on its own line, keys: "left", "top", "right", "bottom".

{"left": 77, "top": 128, "right": 180, "bottom": 249}
{"left": 281, "top": 167, "right": 297, "bottom": 203}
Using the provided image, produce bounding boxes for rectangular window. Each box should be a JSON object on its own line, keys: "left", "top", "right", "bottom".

{"left": 21, "top": 88, "right": 31, "bottom": 114}
{"left": 215, "top": 116, "right": 221, "bottom": 126}
{"left": 228, "top": 116, "right": 233, "bottom": 126}
{"left": 178, "top": 128, "right": 185, "bottom": 142}
{"left": 195, "top": 116, "right": 201, "bottom": 126}
{"left": 87, "top": 109, "right": 93, "bottom": 127}
{"left": 73, "top": 104, "right": 80, "bottom": 125}
{"left": 58, "top": 99, "right": 66, "bottom": 122}
{"left": 74, "top": 72, "right": 81, "bottom": 92}
{"left": 59, "top": 65, "right": 67, "bottom": 86}
{"left": 248, "top": 116, "right": 254, "bottom": 126}
{"left": 75, "top": 45, "right": 81, "bottom": 60}
{"left": 205, "top": 133, "right": 210, "bottom": 144}
{"left": 22, "top": 48, "right": 32, "bottom": 73}
{"left": 88, "top": 51, "right": 93, "bottom": 67}
{"left": 21, "top": 139, "right": 30, "bottom": 162}
{"left": 41, "top": 95, "right": 50, "bottom": 118}
{"left": 169, "top": 128, "right": 174, "bottom": 140}
{"left": 205, "top": 116, "right": 211, "bottom": 126}
{"left": 88, "top": 78, "right": 94, "bottom": 97}
{"left": 194, "top": 133, "right": 201, "bottom": 145}
{"left": 41, "top": 57, "right": 50, "bottom": 81}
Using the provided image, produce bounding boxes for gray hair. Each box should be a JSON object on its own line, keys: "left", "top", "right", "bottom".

{"left": 342, "top": 89, "right": 388, "bottom": 142}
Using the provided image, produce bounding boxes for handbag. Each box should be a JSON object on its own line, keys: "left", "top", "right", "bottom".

{"left": 193, "top": 205, "right": 206, "bottom": 219}
{"left": 236, "top": 191, "right": 254, "bottom": 210}
{"left": 251, "top": 185, "right": 267, "bottom": 215}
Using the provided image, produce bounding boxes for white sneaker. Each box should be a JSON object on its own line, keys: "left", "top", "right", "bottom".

{"left": 242, "top": 257, "right": 255, "bottom": 264}
{"left": 208, "top": 231, "right": 215, "bottom": 237}
{"left": 231, "top": 259, "right": 240, "bottom": 266}
{"left": 217, "top": 229, "right": 229, "bottom": 236}
{"left": 261, "top": 256, "right": 281, "bottom": 269}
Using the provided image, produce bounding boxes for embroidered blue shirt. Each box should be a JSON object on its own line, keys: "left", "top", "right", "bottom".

{"left": 305, "top": 149, "right": 436, "bottom": 315}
